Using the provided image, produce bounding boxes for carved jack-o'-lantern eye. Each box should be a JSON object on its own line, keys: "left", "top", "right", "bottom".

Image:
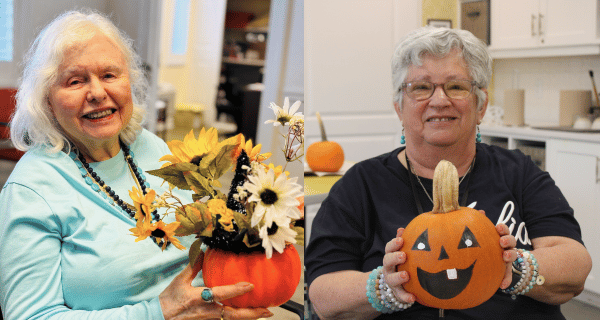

{"left": 457, "top": 226, "right": 480, "bottom": 249}
{"left": 411, "top": 229, "right": 431, "bottom": 251}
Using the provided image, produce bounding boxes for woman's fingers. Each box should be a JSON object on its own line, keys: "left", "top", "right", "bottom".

{"left": 500, "top": 249, "right": 517, "bottom": 289}
{"left": 210, "top": 282, "right": 256, "bottom": 302}
{"left": 382, "top": 228, "right": 416, "bottom": 304}
{"left": 385, "top": 228, "right": 405, "bottom": 254}
{"left": 383, "top": 250, "right": 406, "bottom": 272}
{"left": 495, "top": 223, "right": 517, "bottom": 289}
{"left": 223, "top": 306, "right": 274, "bottom": 319}
{"left": 384, "top": 235, "right": 404, "bottom": 254}
{"left": 208, "top": 284, "right": 273, "bottom": 319}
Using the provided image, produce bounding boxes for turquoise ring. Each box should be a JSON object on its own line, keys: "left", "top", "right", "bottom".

{"left": 201, "top": 288, "right": 214, "bottom": 303}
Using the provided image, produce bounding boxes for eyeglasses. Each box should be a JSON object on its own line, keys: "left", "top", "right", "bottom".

{"left": 400, "top": 80, "right": 478, "bottom": 101}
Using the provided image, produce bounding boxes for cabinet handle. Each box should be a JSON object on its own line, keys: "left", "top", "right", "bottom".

{"left": 538, "top": 13, "right": 544, "bottom": 37}
{"left": 597, "top": 157, "right": 600, "bottom": 184}
{"left": 531, "top": 14, "right": 537, "bottom": 36}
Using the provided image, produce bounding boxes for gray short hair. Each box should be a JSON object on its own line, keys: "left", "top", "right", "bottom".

{"left": 391, "top": 27, "right": 491, "bottom": 111}
{"left": 10, "top": 10, "right": 147, "bottom": 153}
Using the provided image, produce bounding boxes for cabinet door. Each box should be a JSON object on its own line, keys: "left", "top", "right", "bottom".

{"left": 541, "top": 0, "right": 599, "bottom": 47}
{"left": 490, "top": 0, "right": 539, "bottom": 49}
{"left": 546, "top": 140, "right": 600, "bottom": 295}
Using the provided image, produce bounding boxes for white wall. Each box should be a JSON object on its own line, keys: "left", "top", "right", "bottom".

{"left": 303, "top": 0, "right": 421, "bottom": 243}
{"left": 1, "top": 0, "right": 109, "bottom": 87}
{"left": 493, "top": 56, "right": 600, "bottom": 126}
{"left": 304, "top": 0, "right": 421, "bottom": 164}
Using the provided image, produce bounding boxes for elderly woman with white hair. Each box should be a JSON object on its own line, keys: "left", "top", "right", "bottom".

{"left": 0, "top": 10, "right": 272, "bottom": 320}
{"left": 305, "top": 27, "right": 592, "bottom": 319}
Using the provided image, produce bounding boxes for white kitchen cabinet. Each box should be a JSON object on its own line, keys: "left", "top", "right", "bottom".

{"left": 489, "top": 0, "right": 600, "bottom": 58}
{"left": 546, "top": 139, "right": 600, "bottom": 302}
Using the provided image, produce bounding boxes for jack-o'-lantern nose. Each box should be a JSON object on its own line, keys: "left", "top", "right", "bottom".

{"left": 438, "top": 245, "right": 449, "bottom": 260}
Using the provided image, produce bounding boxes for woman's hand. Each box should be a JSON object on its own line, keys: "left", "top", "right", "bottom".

{"left": 475, "top": 209, "right": 517, "bottom": 289}
{"left": 159, "top": 253, "right": 274, "bottom": 320}
{"left": 382, "top": 228, "right": 417, "bottom": 305}
{"left": 496, "top": 221, "right": 518, "bottom": 289}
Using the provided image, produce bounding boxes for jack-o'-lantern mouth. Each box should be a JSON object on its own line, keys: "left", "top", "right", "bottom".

{"left": 416, "top": 260, "right": 476, "bottom": 300}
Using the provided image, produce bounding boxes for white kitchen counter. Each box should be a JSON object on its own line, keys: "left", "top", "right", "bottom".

{"left": 480, "top": 125, "right": 600, "bottom": 144}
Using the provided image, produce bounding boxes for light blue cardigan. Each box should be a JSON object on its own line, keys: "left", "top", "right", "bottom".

{"left": 0, "top": 130, "right": 198, "bottom": 320}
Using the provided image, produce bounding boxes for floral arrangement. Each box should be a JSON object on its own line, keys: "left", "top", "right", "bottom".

{"left": 129, "top": 98, "right": 304, "bottom": 261}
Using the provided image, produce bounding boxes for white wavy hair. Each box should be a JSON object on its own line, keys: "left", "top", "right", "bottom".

{"left": 391, "top": 27, "right": 492, "bottom": 111}
{"left": 10, "top": 10, "right": 147, "bottom": 153}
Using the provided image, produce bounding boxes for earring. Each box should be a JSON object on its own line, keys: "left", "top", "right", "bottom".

{"left": 476, "top": 125, "right": 482, "bottom": 143}
{"left": 401, "top": 127, "right": 406, "bottom": 145}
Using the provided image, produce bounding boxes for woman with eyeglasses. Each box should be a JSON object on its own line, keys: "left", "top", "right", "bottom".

{"left": 305, "top": 27, "right": 591, "bottom": 319}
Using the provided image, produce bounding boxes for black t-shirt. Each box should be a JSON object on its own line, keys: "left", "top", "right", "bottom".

{"left": 305, "top": 143, "right": 583, "bottom": 320}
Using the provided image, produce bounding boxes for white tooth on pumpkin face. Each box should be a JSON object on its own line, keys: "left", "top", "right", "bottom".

{"left": 447, "top": 268, "right": 457, "bottom": 280}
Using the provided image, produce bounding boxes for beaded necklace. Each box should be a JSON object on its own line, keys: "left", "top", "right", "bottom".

{"left": 68, "top": 141, "right": 163, "bottom": 246}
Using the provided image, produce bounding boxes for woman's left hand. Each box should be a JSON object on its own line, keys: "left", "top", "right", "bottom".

{"left": 492, "top": 215, "right": 518, "bottom": 289}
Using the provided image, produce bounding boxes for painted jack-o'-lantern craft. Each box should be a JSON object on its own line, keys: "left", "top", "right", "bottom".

{"left": 398, "top": 160, "right": 505, "bottom": 310}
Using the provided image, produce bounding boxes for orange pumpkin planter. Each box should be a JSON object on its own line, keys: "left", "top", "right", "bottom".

{"left": 306, "top": 112, "right": 344, "bottom": 172}
{"left": 398, "top": 160, "right": 505, "bottom": 310}
{"left": 202, "top": 244, "right": 302, "bottom": 308}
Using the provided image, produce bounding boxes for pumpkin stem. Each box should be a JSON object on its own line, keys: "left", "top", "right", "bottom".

{"left": 432, "top": 160, "right": 460, "bottom": 213}
{"left": 316, "top": 112, "right": 328, "bottom": 141}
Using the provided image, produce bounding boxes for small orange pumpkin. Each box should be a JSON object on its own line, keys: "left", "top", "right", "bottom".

{"left": 202, "top": 244, "right": 302, "bottom": 308}
{"left": 306, "top": 112, "right": 344, "bottom": 172}
{"left": 397, "top": 160, "right": 505, "bottom": 310}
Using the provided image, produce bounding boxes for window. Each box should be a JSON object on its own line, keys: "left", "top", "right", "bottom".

{"left": 163, "top": 0, "right": 191, "bottom": 66}
{"left": 171, "top": 0, "right": 190, "bottom": 55}
{"left": 0, "top": 0, "right": 13, "bottom": 62}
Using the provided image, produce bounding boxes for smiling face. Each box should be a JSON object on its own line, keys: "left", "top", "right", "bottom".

{"left": 48, "top": 31, "right": 133, "bottom": 156}
{"left": 396, "top": 49, "right": 487, "bottom": 148}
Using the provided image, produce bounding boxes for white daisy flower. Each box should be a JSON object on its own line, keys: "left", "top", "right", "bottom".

{"left": 259, "top": 216, "right": 297, "bottom": 259}
{"left": 264, "top": 97, "right": 303, "bottom": 127}
{"left": 243, "top": 167, "right": 302, "bottom": 228}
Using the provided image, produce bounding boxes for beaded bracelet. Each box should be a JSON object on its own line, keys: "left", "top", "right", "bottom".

{"left": 366, "top": 266, "right": 414, "bottom": 313}
{"left": 502, "top": 249, "right": 545, "bottom": 299}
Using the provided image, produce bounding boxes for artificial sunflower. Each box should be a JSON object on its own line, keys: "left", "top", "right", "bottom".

{"left": 159, "top": 128, "right": 219, "bottom": 166}
{"left": 233, "top": 135, "right": 271, "bottom": 163}
{"left": 262, "top": 163, "right": 289, "bottom": 178}
{"left": 243, "top": 167, "right": 302, "bottom": 228}
{"left": 130, "top": 220, "right": 184, "bottom": 251}
{"left": 206, "top": 198, "right": 235, "bottom": 232}
{"left": 258, "top": 216, "right": 297, "bottom": 259}
{"left": 264, "top": 97, "right": 303, "bottom": 127}
{"left": 129, "top": 187, "right": 156, "bottom": 222}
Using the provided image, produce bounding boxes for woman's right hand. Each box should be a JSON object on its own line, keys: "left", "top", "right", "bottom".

{"left": 159, "top": 253, "right": 274, "bottom": 320}
{"left": 382, "top": 227, "right": 417, "bottom": 305}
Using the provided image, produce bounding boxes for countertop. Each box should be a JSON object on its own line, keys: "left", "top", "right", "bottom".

{"left": 480, "top": 125, "right": 600, "bottom": 143}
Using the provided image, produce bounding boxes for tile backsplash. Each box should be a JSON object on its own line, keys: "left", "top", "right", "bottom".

{"left": 492, "top": 56, "right": 600, "bottom": 126}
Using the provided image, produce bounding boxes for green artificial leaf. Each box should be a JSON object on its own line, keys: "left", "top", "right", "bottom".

{"left": 192, "top": 193, "right": 207, "bottom": 203}
{"left": 242, "top": 232, "right": 262, "bottom": 248}
{"left": 213, "top": 190, "right": 227, "bottom": 201}
{"left": 184, "top": 171, "right": 214, "bottom": 198}
{"left": 233, "top": 211, "right": 252, "bottom": 232}
{"left": 199, "top": 138, "right": 239, "bottom": 180}
{"left": 293, "top": 226, "right": 305, "bottom": 246}
{"left": 187, "top": 202, "right": 216, "bottom": 238}
{"left": 147, "top": 162, "right": 199, "bottom": 190}
{"left": 174, "top": 206, "right": 200, "bottom": 236}
{"left": 188, "top": 239, "right": 204, "bottom": 268}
